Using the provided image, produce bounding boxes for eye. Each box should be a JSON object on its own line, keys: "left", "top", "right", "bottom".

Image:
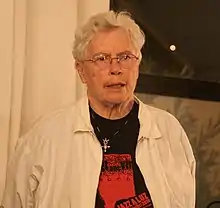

{"left": 94, "top": 55, "right": 109, "bottom": 62}
{"left": 120, "top": 54, "right": 132, "bottom": 61}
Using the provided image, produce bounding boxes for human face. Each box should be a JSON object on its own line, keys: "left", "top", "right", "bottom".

{"left": 76, "top": 28, "right": 140, "bottom": 105}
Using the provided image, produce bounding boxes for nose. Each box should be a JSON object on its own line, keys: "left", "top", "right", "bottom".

{"left": 108, "top": 58, "right": 122, "bottom": 76}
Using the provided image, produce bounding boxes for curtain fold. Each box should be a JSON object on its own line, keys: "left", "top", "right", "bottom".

{"left": 0, "top": 0, "right": 27, "bottom": 200}
{"left": 0, "top": 0, "right": 109, "bottom": 201}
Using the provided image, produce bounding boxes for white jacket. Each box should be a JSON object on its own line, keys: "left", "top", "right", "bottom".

{"left": 1, "top": 97, "right": 196, "bottom": 208}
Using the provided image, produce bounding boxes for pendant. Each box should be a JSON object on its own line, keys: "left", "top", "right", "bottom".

{"left": 102, "top": 138, "right": 110, "bottom": 152}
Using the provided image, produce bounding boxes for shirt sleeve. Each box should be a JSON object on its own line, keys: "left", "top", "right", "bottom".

{"left": 179, "top": 125, "right": 196, "bottom": 208}
{"left": 1, "top": 135, "right": 42, "bottom": 208}
{"left": 168, "top": 114, "right": 196, "bottom": 208}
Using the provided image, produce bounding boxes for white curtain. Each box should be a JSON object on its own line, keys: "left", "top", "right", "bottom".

{"left": 0, "top": 0, "right": 109, "bottom": 201}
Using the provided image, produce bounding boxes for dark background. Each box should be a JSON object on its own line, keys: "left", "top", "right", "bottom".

{"left": 110, "top": 0, "right": 220, "bottom": 101}
{"left": 111, "top": 0, "right": 220, "bottom": 82}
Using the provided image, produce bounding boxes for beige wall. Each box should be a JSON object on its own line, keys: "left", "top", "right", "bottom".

{"left": 0, "top": 0, "right": 109, "bottom": 201}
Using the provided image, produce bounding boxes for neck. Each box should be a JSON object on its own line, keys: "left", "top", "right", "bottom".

{"left": 89, "top": 96, "right": 135, "bottom": 120}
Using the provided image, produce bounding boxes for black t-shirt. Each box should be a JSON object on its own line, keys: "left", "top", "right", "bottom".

{"left": 89, "top": 102, "right": 154, "bottom": 208}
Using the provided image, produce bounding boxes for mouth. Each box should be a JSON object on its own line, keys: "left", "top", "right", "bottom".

{"left": 105, "top": 82, "right": 126, "bottom": 88}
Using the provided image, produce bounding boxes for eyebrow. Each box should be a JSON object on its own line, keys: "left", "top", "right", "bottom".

{"left": 92, "top": 52, "right": 110, "bottom": 57}
{"left": 116, "top": 51, "right": 133, "bottom": 56}
{"left": 92, "top": 50, "right": 133, "bottom": 57}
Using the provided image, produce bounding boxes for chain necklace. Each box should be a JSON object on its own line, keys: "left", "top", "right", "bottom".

{"left": 91, "top": 112, "right": 129, "bottom": 152}
{"left": 95, "top": 120, "right": 129, "bottom": 152}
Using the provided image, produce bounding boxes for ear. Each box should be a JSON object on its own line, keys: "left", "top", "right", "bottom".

{"left": 75, "top": 61, "right": 86, "bottom": 83}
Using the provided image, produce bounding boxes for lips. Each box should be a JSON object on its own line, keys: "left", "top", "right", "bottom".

{"left": 105, "top": 82, "right": 126, "bottom": 88}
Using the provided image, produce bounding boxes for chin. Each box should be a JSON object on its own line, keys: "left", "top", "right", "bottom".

{"left": 104, "top": 95, "right": 129, "bottom": 105}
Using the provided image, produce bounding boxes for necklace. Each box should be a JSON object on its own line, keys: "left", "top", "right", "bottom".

{"left": 102, "top": 138, "right": 110, "bottom": 152}
{"left": 91, "top": 112, "right": 128, "bottom": 152}
{"left": 95, "top": 120, "right": 128, "bottom": 152}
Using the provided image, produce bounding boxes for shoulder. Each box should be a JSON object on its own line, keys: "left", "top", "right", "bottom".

{"left": 17, "top": 97, "right": 89, "bottom": 153}
{"left": 138, "top": 99, "right": 188, "bottom": 146}
{"left": 17, "top": 102, "right": 80, "bottom": 151}
{"left": 140, "top": 101, "right": 182, "bottom": 130}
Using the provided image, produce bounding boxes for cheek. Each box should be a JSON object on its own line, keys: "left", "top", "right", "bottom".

{"left": 90, "top": 70, "right": 97, "bottom": 78}
{"left": 82, "top": 64, "right": 100, "bottom": 81}
{"left": 89, "top": 65, "right": 106, "bottom": 79}
{"left": 125, "top": 70, "right": 138, "bottom": 93}
{"left": 129, "top": 68, "right": 139, "bottom": 84}
{"left": 85, "top": 70, "right": 107, "bottom": 90}
{"left": 134, "top": 65, "right": 139, "bottom": 79}
{"left": 84, "top": 69, "right": 97, "bottom": 84}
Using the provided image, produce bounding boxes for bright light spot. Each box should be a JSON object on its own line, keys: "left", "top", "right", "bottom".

{"left": 170, "top": 45, "right": 176, "bottom": 51}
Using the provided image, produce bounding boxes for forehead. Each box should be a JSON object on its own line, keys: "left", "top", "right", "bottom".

{"left": 87, "top": 28, "right": 134, "bottom": 56}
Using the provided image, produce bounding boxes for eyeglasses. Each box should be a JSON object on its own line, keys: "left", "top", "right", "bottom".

{"left": 83, "top": 52, "right": 139, "bottom": 69}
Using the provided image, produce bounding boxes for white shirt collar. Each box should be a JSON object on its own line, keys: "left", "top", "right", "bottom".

{"left": 72, "top": 96, "right": 162, "bottom": 140}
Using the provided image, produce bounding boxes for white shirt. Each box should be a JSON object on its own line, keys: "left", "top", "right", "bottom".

{"left": 1, "top": 97, "right": 196, "bottom": 208}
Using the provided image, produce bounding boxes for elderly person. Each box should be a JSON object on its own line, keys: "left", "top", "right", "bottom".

{"left": 1, "top": 11, "right": 195, "bottom": 208}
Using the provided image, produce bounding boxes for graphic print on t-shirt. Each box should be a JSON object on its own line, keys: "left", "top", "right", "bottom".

{"left": 97, "top": 154, "right": 153, "bottom": 208}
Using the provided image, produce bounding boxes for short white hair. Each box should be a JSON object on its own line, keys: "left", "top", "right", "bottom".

{"left": 72, "top": 10, "right": 145, "bottom": 61}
